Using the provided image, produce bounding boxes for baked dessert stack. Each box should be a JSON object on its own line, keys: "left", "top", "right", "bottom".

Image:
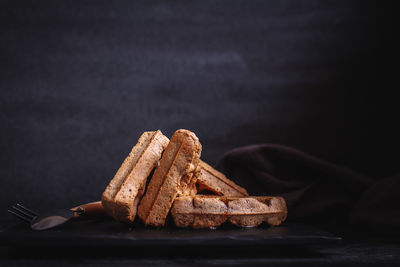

{"left": 101, "top": 129, "right": 287, "bottom": 228}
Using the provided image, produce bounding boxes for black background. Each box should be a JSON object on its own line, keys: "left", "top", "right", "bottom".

{"left": 0, "top": 0, "right": 397, "bottom": 214}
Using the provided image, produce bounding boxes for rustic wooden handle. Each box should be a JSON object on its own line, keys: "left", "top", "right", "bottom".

{"left": 70, "top": 201, "right": 106, "bottom": 217}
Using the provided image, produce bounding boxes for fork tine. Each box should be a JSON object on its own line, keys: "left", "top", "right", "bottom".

{"left": 7, "top": 209, "right": 32, "bottom": 222}
{"left": 11, "top": 205, "right": 36, "bottom": 220}
{"left": 16, "top": 203, "right": 38, "bottom": 216}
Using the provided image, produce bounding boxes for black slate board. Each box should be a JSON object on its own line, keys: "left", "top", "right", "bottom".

{"left": 0, "top": 219, "right": 341, "bottom": 247}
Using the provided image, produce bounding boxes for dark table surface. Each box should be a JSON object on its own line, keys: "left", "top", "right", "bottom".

{"left": 1, "top": 241, "right": 400, "bottom": 267}
{"left": 1, "top": 219, "right": 399, "bottom": 266}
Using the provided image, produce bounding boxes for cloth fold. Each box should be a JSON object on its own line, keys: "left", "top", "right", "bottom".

{"left": 216, "top": 144, "right": 399, "bottom": 231}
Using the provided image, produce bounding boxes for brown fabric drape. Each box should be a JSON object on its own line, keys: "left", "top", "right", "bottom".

{"left": 216, "top": 144, "right": 400, "bottom": 232}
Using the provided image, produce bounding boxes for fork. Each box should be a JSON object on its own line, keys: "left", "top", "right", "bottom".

{"left": 8, "top": 201, "right": 105, "bottom": 230}
{"left": 8, "top": 204, "right": 39, "bottom": 223}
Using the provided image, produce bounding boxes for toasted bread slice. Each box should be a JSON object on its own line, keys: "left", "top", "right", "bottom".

{"left": 101, "top": 130, "right": 169, "bottom": 223}
{"left": 195, "top": 161, "right": 248, "bottom": 197}
{"left": 171, "top": 195, "right": 287, "bottom": 229}
{"left": 137, "top": 129, "right": 202, "bottom": 226}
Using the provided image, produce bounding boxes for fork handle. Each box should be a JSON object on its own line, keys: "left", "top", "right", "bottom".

{"left": 70, "top": 201, "right": 106, "bottom": 218}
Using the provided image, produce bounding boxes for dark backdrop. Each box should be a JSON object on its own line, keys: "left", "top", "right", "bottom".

{"left": 0, "top": 1, "right": 397, "bottom": 213}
